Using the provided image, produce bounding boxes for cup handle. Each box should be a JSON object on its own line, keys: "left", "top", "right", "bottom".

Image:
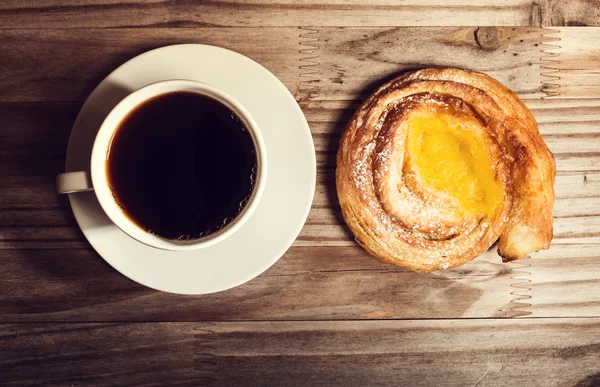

{"left": 56, "top": 171, "right": 94, "bottom": 194}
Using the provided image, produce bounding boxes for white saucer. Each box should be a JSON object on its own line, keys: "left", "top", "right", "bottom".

{"left": 66, "top": 44, "right": 316, "bottom": 294}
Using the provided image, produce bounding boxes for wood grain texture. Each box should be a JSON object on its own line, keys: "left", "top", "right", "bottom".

{"left": 0, "top": 28, "right": 301, "bottom": 103}
{"left": 0, "top": 27, "right": 551, "bottom": 103}
{"left": 0, "top": 246, "right": 521, "bottom": 321}
{"left": 544, "top": 0, "right": 600, "bottom": 26}
{"left": 1, "top": 1, "right": 600, "bottom": 385}
{"left": 1, "top": 1, "right": 597, "bottom": 29}
{"left": 543, "top": 27, "right": 600, "bottom": 98}
{"left": 0, "top": 0, "right": 551, "bottom": 29}
{"left": 529, "top": 245, "right": 600, "bottom": 317}
{"left": 301, "top": 26, "right": 549, "bottom": 102}
{"left": 0, "top": 239, "right": 598, "bottom": 321}
{"left": 192, "top": 319, "right": 600, "bottom": 387}
{"left": 4, "top": 319, "right": 600, "bottom": 386}
{"left": 0, "top": 323, "right": 197, "bottom": 386}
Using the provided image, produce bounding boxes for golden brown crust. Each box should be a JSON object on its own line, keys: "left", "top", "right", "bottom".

{"left": 336, "top": 68, "right": 556, "bottom": 272}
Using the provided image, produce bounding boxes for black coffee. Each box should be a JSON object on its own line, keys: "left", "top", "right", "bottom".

{"left": 107, "top": 91, "right": 257, "bottom": 240}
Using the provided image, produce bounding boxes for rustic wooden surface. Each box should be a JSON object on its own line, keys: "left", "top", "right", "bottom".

{"left": 0, "top": 0, "right": 594, "bottom": 29}
{"left": 3, "top": 320, "right": 600, "bottom": 386}
{"left": 1, "top": 1, "right": 600, "bottom": 386}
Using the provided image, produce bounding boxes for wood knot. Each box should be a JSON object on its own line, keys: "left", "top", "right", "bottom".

{"left": 474, "top": 27, "right": 503, "bottom": 51}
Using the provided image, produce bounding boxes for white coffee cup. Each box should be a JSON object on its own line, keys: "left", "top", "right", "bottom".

{"left": 56, "top": 79, "right": 267, "bottom": 251}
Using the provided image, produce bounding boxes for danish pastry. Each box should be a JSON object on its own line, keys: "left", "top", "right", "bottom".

{"left": 336, "top": 68, "right": 555, "bottom": 272}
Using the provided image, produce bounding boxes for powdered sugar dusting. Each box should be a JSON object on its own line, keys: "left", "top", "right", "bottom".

{"left": 340, "top": 86, "right": 507, "bottom": 270}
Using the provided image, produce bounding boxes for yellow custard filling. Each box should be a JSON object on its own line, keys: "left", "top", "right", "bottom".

{"left": 405, "top": 111, "right": 503, "bottom": 216}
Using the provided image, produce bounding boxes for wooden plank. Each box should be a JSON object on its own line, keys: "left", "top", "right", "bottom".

{"left": 0, "top": 28, "right": 301, "bottom": 103}
{"left": 0, "top": 1, "right": 548, "bottom": 29}
{"left": 190, "top": 319, "right": 600, "bottom": 387}
{"left": 0, "top": 246, "right": 523, "bottom": 321}
{"left": 0, "top": 27, "right": 553, "bottom": 103}
{"left": 542, "top": 27, "right": 600, "bottom": 98}
{"left": 5, "top": 319, "right": 600, "bottom": 386}
{"left": 0, "top": 242, "right": 597, "bottom": 321}
{"left": 0, "top": 323, "right": 197, "bottom": 386}
{"left": 301, "top": 26, "right": 548, "bottom": 101}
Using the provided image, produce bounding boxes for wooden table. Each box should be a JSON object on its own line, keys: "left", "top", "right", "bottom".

{"left": 2, "top": 1, "right": 600, "bottom": 386}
